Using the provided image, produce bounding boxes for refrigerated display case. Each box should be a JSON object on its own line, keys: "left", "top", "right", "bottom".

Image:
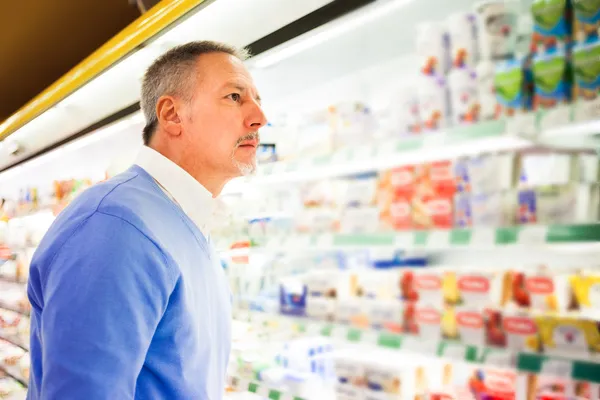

{"left": 1, "top": 0, "right": 599, "bottom": 398}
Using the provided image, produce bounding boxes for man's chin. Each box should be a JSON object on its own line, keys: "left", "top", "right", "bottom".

{"left": 232, "top": 159, "right": 257, "bottom": 177}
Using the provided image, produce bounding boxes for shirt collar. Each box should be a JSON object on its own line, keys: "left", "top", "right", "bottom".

{"left": 135, "top": 146, "right": 216, "bottom": 236}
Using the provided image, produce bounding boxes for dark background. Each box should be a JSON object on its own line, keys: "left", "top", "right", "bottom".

{"left": 0, "top": 0, "right": 143, "bottom": 123}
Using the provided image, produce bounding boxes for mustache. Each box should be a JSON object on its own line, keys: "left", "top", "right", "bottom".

{"left": 235, "top": 132, "right": 260, "bottom": 147}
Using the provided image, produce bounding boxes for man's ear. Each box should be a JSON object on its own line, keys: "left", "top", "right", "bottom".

{"left": 156, "top": 96, "right": 182, "bottom": 137}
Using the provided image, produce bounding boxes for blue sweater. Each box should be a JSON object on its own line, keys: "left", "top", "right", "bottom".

{"left": 26, "top": 165, "right": 232, "bottom": 399}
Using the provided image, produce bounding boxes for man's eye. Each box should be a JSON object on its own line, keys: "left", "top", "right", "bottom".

{"left": 228, "top": 93, "right": 241, "bottom": 102}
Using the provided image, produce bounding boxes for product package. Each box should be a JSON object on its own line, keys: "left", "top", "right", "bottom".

{"left": 573, "top": 0, "right": 600, "bottom": 42}
{"left": 573, "top": 37, "right": 600, "bottom": 120}
{"left": 536, "top": 314, "right": 600, "bottom": 361}
{"left": 570, "top": 272, "right": 600, "bottom": 314}
{"left": 416, "top": 22, "right": 451, "bottom": 76}
{"left": 448, "top": 64, "right": 481, "bottom": 125}
{"left": 447, "top": 12, "right": 479, "bottom": 69}
{"left": 495, "top": 57, "right": 534, "bottom": 116}
{"left": 532, "top": 47, "right": 572, "bottom": 111}
{"left": 531, "top": 0, "right": 573, "bottom": 50}
{"left": 477, "top": 59, "right": 502, "bottom": 120}
{"left": 475, "top": 0, "right": 519, "bottom": 61}
{"left": 417, "top": 74, "right": 451, "bottom": 132}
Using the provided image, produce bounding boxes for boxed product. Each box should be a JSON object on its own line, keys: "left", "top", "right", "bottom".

{"left": 532, "top": 47, "right": 572, "bottom": 112}
{"left": 339, "top": 207, "right": 381, "bottom": 234}
{"left": 528, "top": 373, "right": 600, "bottom": 400}
{"left": 495, "top": 57, "right": 534, "bottom": 116}
{"left": 280, "top": 277, "right": 308, "bottom": 317}
{"left": 363, "top": 356, "right": 427, "bottom": 399}
{"left": 486, "top": 309, "right": 541, "bottom": 352}
{"left": 416, "top": 21, "right": 450, "bottom": 76}
{"left": 477, "top": 60, "right": 502, "bottom": 120}
{"left": 573, "top": 37, "right": 600, "bottom": 121}
{"left": 535, "top": 314, "right": 600, "bottom": 361}
{"left": 454, "top": 191, "right": 516, "bottom": 227}
{"left": 455, "top": 270, "right": 504, "bottom": 307}
{"left": 412, "top": 269, "right": 446, "bottom": 306}
{"left": 447, "top": 12, "right": 479, "bottom": 69}
{"left": 339, "top": 174, "right": 378, "bottom": 208}
{"left": 366, "top": 299, "right": 403, "bottom": 333}
{"left": 417, "top": 74, "right": 450, "bottom": 132}
{"left": 412, "top": 304, "right": 458, "bottom": 340}
{"left": 517, "top": 184, "right": 599, "bottom": 225}
{"left": 456, "top": 307, "right": 487, "bottom": 346}
{"left": 328, "top": 102, "right": 376, "bottom": 150}
{"left": 468, "top": 154, "right": 516, "bottom": 194}
{"left": 518, "top": 150, "right": 576, "bottom": 187}
{"left": 531, "top": 0, "right": 573, "bottom": 49}
{"left": 475, "top": 0, "right": 518, "bottom": 61}
{"left": 306, "top": 296, "right": 336, "bottom": 321}
{"left": 505, "top": 268, "right": 575, "bottom": 312}
{"left": 573, "top": 0, "right": 600, "bottom": 42}
{"left": 334, "top": 352, "right": 367, "bottom": 387}
{"left": 336, "top": 298, "right": 368, "bottom": 328}
{"left": 570, "top": 272, "right": 600, "bottom": 314}
{"left": 448, "top": 64, "right": 481, "bottom": 125}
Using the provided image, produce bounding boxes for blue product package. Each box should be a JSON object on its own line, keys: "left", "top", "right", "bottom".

{"left": 455, "top": 158, "right": 471, "bottom": 193}
{"left": 279, "top": 282, "right": 307, "bottom": 317}
{"left": 454, "top": 194, "right": 472, "bottom": 227}
{"left": 517, "top": 189, "right": 537, "bottom": 224}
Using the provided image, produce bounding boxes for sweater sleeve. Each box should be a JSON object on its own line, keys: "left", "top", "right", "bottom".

{"left": 35, "top": 211, "right": 178, "bottom": 400}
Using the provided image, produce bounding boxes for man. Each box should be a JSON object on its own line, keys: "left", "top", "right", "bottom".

{"left": 27, "top": 41, "right": 267, "bottom": 399}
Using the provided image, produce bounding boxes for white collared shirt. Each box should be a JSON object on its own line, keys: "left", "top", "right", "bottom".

{"left": 134, "top": 146, "right": 216, "bottom": 238}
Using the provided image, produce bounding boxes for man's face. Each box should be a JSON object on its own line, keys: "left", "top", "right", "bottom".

{"left": 180, "top": 52, "right": 267, "bottom": 179}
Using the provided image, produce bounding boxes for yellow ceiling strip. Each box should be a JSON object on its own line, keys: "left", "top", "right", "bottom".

{"left": 0, "top": 0, "right": 206, "bottom": 141}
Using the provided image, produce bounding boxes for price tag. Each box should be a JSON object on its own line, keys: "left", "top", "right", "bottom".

{"left": 361, "top": 330, "right": 380, "bottom": 346}
{"left": 428, "top": 230, "right": 450, "bottom": 248}
{"left": 519, "top": 226, "right": 548, "bottom": 245}
{"left": 470, "top": 228, "right": 496, "bottom": 247}
{"left": 574, "top": 98, "right": 600, "bottom": 122}
{"left": 541, "top": 359, "right": 573, "bottom": 377}
{"left": 538, "top": 106, "right": 571, "bottom": 133}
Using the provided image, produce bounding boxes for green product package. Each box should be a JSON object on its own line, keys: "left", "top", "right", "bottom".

{"left": 531, "top": 0, "right": 572, "bottom": 47}
{"left": 495, "top": 58, "right": 534, "bottom": 115}
{"left": 532, "top": 48, "right": 572, "bottom": 108}
{"left": 573, "top": 0, "right": 600, "bottom": 40}
{"left": 573, "top": 37, "right": 600, "bottom": 100}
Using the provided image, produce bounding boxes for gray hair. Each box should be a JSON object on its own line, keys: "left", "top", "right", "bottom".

{"left": 140, "top": 40, "right": 250, "bottom": 145}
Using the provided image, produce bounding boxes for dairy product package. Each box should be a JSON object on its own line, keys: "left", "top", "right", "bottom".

{"left": 495, "top": 57, "right": 534, "bottom": 116}
{"left": 448, "top": 65, "right": 481, "bottom": 125}
{"left": 456, "top": 270, "right": 504, "bottom": 307}
{"left": 506, "top": 267, "right": 574, "bottom": 312}
{"left": 475, "top": 0, "right": 519, "bottom": 61}
{"left": 476, "top": 60, "right": 501, "bottom": 120}
{"left": 573, "top": 0, "right": 600, "bottom": 42}
{"left": 416, "top": 21, "right": 450, "bottom": 76}
{"left": 532, "top": 47, "right": 572, "bottom": 111}
{"left": 336, "top": 298, "right": 368, "bottom": 327}
{"left": 447, "top": 12, "right": 479, "bottom": 69}
{"left": 334, "top": 352, "right": 367, "bottom": 390}
{"left": 366, "top": 299, "right": 403, "bottom": 333}
{"left": 467, "top": 153, "right": 516, "bottom": 194}
{"left": 517, "top": 184, "right": 599, "bottom": 224}
{"left": 487, "top": 308, "right": 541, "bottom": 352}
{"left": 536, "top": 314, "right": 600, "bottom": 361}
{"left": 417, "top": 74, "right": 450, "bottom": 132}
{"left": 573, "top": 37, "right": 600, "bottom": 121}
{"left": 328, "top": 102, "right": 376, "bottom": 150}
{"left": 529, "top": 373, "right": 600, "bottom": 400}
{"left": 454, "top": 191, "right": 515, "bottom": 227}
{"left": 531, "top": 0, "right": 573, "bottom": 49}
{"left": 456, "top": 307, "right": 486, "bottom": 346}
{"left": 570, "top": 272, "right": 600, "bottom": 314}
{"left": 363, "top": 356, "right": 427, "bottom": 399}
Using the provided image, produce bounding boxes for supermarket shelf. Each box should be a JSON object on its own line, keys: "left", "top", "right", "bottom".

{"left": 0, "top": 364, "right": 27, "bottom": 388}
{"left": 222, "top": 115, "right": 600, "bottom": 193}
{"left": 0, "top": 334, "right": 28, "bottom": 352}
{"left": 228, "top": 375, "right": 306, "bottom": 400}
{"left": 0, "top": 303, "right": 30, "bottom": 318}
{"left": 245, "top": 120, "right": 530, "bottom": 186}
{"left": 220, "top": 223, "right": 600, "bottom": 254}
{"left": 235, "top": 311, "right": 600, "bottom": 385}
